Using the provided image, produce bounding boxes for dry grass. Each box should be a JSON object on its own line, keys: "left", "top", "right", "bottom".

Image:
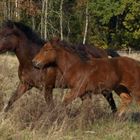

{"left": 0, "top": 54, "right": 140, "bottom": 140}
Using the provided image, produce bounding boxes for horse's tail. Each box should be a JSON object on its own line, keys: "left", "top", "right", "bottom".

{"left": 106, "top": 49, "right": 120, "bottom": 57}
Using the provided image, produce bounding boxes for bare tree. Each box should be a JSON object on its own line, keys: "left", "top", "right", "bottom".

{"left": 83, "top": 1, "right": 89, "bottom": 45}
{"left": 41, "top": 0, "right": 45, "bottom": 38}
{"left": 44, "top": 0, "right": 48, "bottom": 39}
{"left": 40, "top": 0, "right": 48, "bottom": 39}
{"left": 60, "top": 0, "right": 64, "bottom": 40}
{"left": 2, "top": 0, "right": 7, "bottom": 20}
{"left": 15, "top": 0, "right": 20, "bottom": 20}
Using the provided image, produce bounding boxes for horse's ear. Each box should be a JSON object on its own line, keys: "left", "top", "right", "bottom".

{"left": 44, "top": 42, "right": 53, "bottom": 48}
{"left": 51, "top": 36, "right": 60, "bottom": 44}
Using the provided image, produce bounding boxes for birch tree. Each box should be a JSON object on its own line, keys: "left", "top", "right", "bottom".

{"left": 60, "top": 0, "right": 63, "bottom": 40}
{"left": 83, "top": 1, "right": 89, "bottom": 44}
{"left": 15, "top": 0, "right": 20, "bottom": 20}
{"left": 41, "top": 0, "right": 48, "bottom": 39}
{"left": 3, "top": 0, "right": 7, "bottom": 20}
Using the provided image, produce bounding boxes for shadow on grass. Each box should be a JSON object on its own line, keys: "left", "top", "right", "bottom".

{"left": 129, "top": 112, "right": 140, "bottom": 123}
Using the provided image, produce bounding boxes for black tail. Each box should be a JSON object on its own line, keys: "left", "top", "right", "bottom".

{"left": 106, "top": 49, "right": 120, "bottom": 57}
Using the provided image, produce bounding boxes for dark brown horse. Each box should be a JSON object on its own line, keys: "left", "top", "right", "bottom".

{"left": 0, "top": 21, "right": 117, "bottom": 112}
{"left": 0, "top": 21, "right": 56, "bottom": 111}
{"left": 33, "top": 41, "right": 140, "bottom": 117}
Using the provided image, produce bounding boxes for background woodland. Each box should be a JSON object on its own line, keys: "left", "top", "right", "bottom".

{"left": 0, "top": 0, "right": 140, "bottom": 50}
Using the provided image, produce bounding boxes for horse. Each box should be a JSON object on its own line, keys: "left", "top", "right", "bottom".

{"left": 0, "top": 20, "right": 56, "bottom": 111}
{"left": 32, "top": 40, "right": 140, "bottom": 117}
{"left": 0, "top": 20, "right": 117, "bottom": 112}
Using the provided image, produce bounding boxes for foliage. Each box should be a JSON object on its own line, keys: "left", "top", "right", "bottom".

{"left": 0, "top": 0, "right": 140, "bottom": 49}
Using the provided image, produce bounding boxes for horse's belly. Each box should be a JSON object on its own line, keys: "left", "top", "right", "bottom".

{"left": 87, "top": 72, "right": 118, "bottom": 93}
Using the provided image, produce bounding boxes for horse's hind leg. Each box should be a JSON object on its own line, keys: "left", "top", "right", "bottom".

{"left": 118, "top": 93, "right": 132, "bottom": 117}
{"left": 102, "top": 90, "right": 117, "bottom": 113}
{"left": 133, "top": 91, "right": 140, "bottom": 106}
{"left": 115, "top": 86, "right": 132, "bottom": 117}
{"left": 81, "top": 90, "right": 117, "bottom": 113}
{"left": 4, "top": 82, "right": 30, "bottom": 112}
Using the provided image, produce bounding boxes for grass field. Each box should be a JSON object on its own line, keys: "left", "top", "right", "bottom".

{"left": 0, "top": 54, "right": 140, "bottom": 140}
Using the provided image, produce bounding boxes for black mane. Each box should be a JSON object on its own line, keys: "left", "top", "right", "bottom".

{"left": 3, "top": 20, "right": 45, "bottom": 46}
{"left": 56, "top": 40, "right": 90, "bottom": 61}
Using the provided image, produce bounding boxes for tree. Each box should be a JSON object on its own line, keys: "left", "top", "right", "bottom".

{"left": 0, "top": 0, "right": 140, "bottom": 50}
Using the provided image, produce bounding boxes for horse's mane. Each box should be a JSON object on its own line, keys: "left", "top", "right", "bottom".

{"left": 2, "top": 20, "right": 45, "bottom": 46}
{"left": 55, "top": 40, "right": 90, "bottom": 61}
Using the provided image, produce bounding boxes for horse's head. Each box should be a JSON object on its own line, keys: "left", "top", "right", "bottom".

{"left": 0, "top": 21, "right": 20, "bottom": 53}
{"left": 32, "top": 42, "right": 57, "bottom": 69}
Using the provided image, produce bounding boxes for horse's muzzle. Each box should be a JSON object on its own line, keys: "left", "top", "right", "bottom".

{"left": 32, "top": 59, "right": 44, "bottom": 69}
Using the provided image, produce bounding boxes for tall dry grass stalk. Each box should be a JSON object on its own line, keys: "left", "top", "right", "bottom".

{"left": 1, "top": 54, "right": 140, "bottom": 139}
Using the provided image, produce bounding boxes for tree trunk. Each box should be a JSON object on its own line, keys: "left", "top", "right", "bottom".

{"left": 40, "top": 0, "right": 48, "bottom": 39}
{"left": 44, "top": 0, "right": 48, "bottom": 39}
{"left": 66, "top": 19, "right": 70, "bottom": 41}
{"left": 3, "top": 0, "right": 7, "bottom": 20}
{"left": 15, "top": 0, "right": 20, "bottom": 20}
{"left": 41, "top": 0, "right": 45, "bottom": 38}
{"left": 60, "top": 0, "right": 64, "bottom": 40}
{"left": 83, "top": 2, "right": 89, "bottom": 45}
{"left": 7, "top": 0, "right": 11, "bottom": 19}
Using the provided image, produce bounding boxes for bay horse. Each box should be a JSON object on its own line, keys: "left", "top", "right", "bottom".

{"left": 33, "top": 40, "right": 140, "bottom": 117}
{"left": 0, "top": 20, "right": 118, "bottom": 112}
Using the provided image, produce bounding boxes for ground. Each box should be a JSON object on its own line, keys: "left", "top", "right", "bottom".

{"left": 0, "top": 53, "right": 140, "bottom": 140}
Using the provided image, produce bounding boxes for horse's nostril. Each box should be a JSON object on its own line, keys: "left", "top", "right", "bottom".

{"left": 32, "top": 60, "right": 43, "bottom": 69}
{"left": 32, "top": 60, "right": 38, "bottom": 66}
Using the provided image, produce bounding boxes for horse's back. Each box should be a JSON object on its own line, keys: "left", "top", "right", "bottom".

{"left": 112, "top": 57, "right": 140, "bottom": 90}
{"left": 116, "top": 56, "right": 140, "bottom": 70}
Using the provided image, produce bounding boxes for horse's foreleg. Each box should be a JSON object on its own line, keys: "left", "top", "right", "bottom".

{"left": 44, "top": 85, "right": 54, "bottom": 108}
{"left": 132, "top": 92, "right": 140, "bottom": 106}
{"left": 80, "top": 91, "right": 92, "bottom": 101}
{"left": 4, "top": 82, "right": 30, "bottom": 112}
{"left": 62, "top": 87, "right": 85, "bottom": 106}
{"left": 102, "top": 91, "right": 117, "bottom": 113}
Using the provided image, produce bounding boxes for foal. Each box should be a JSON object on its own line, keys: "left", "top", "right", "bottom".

{"left": 33, "top": 41, "right": 140, "bottom": 116}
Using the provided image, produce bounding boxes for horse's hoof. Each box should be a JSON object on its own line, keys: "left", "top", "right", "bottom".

{"left": 111, "top": 110, "right": 117, "bottom": 114}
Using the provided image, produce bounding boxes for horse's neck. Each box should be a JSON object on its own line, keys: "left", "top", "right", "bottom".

{"left": 56, "top": 48, "right": 82, "bottom": 74}
{"left": 15, "top": 41, "right": 41, "bottom": 67}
